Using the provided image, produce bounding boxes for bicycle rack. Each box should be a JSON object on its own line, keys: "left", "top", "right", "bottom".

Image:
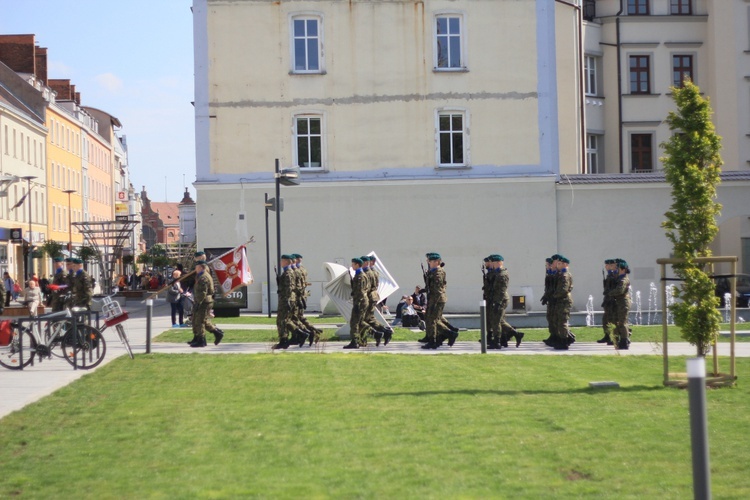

{"left": 16, "top": 310, "right": 101, "bottom": 370}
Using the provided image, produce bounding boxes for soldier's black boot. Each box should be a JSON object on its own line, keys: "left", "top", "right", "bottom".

{"left": 418, "top": 336, "right": 429, "bottom": 343}
{"left": 543, "top": 335, "right": 554, "bottom": 346}
{"left": 293, "top": 329, "right": 308, "bottom": 347}
{"left": 553, "top": 337, "right": 569, "bottom": 350}
{"left": 514, "top": 330, "right": 524, "bottom": 348}
{"left": 374, "top": 331, "right": 384, "bottom": 347}
{"left": 343, "top": 340, "right": 359, "bottom": 349}
{"left": 187, "top": 335, "right": 198, "bottom": 346}
{"left": 272, "top": 337, "right": 290, "bottom": 350}
{"left": 213, "top": 329, "right": 224, "bottom": 346}
{"left": 448, "top": 330, "right": 459, "bottom": 347}
{"left": 421, "top": 341, "right": 438, "bottom": 349}
{"left": 500, "top": 332, "right": 509, "bottom": 348}
{"left": 617, "top": 338, "right": 630, "bottom": 350}
{"left": 190, "top": 336, "right": 207, "bottom": 348}
{"left": 383, "top": 327, "right": 393, "bottom": 346}
{"left": 596, "top": 334, "right": 611, "bottom": 344}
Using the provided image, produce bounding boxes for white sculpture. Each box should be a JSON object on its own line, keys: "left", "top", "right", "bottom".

{"left": 322, "top": 252, "right": 399, "bottom": 338}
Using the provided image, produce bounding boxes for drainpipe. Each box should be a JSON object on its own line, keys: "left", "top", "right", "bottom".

{"left": 554, "top": 0, "right": 586, "bottom": 174}
{"left": 616, "top": 0, "right": 624, "bottom": 173}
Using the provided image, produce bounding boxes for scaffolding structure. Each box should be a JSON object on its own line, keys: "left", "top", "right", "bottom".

{"left": 72, "top": 220, "right": 139, "bottom": 294}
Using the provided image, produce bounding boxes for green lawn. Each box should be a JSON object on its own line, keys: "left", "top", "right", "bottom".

{"left": 155, "top": 322, "right": 749, "bottom": 344}
{"left": 1, "top": 355, "right": 748, "bottom": 498}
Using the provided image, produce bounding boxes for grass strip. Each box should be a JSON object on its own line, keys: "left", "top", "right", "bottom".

{"left": 0, "top": 355, "right": 748, "bottom": 498}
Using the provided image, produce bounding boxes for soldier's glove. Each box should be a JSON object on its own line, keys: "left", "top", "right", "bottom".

{"left": 301, "top": 298, "right": 307, "bottom": 309}
{"left": 541, "top": 297, "right": 548, "bottom": 306}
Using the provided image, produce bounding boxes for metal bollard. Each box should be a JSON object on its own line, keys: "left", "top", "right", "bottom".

{"left": 146, "top": 298, "right": 153, "bottom": 354}
{"left": 687, "top": 358, "right": 711, "bottom": 500}
{"left": 479, "top": 300, "right": 487, "bottom": 354}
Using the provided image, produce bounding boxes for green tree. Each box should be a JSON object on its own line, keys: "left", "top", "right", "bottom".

{"left": 77, "top": 246, "right": 100, "bottom": 263}
{"left": 39, "top": 240, "right": 64, "bottom": 259}
{"left": 661, "top": 81, "right": 723, "bottom": 356}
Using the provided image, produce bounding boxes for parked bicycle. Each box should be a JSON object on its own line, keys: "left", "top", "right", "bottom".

{"left": 93, "top": 294, "right": 134, "bottom": 360}
{"left": 0, "top": 308, "right": 106, "bottom": 370}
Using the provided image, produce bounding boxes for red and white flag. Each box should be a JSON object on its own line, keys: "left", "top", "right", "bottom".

{"left": 210, "top": 245, "right": 254, "bottom": 296}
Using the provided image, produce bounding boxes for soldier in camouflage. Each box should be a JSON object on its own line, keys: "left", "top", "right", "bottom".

{"left": 50, "top": 256, "right": 68, "bottom": 312}
{"left": 487, "top": 254, "right": 524, "bottom": 349}
{"left": 274, "top": 255, "right": 308, "bottom": 349}
{"left": 360, "top": 255, "right": 393, "bottom": 347}
{"left": 598, "top": 259, "right": 617, "bottom": 345}
{"left": 551, "top": 255, "right": 574, "bottom": 350}
{"left": 421, "top": 253, "right": 458, "bottom": 349}
{"left": 69, "top": 258, "right": 93, "bottom": 309}
{"left": 541, "top": 257, "right": 557, "bottom": 346}
{"left": 189, "top": 259, "right": 225, "bottom": 348}
{"left": 344, "top": 257, "right": 368, "bottom": 349}
{"left": 292, "top": 254, "right": 322, "bottom": 346}
{"left": 608, "top": 260, "right": 632, "bottom": 350}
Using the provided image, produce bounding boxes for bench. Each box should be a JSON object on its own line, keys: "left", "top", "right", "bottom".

{"left": 117, "top": 290, "right": 147, "bottom": 300}
{"left": 2, "top": 305, "right": 46, "bottom": 317}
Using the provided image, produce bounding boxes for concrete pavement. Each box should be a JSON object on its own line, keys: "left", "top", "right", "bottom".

{"left": 2, "top": 301, "right": 749, "bottom": 419}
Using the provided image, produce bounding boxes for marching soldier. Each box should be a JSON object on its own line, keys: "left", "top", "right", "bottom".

{"left": 360, "top": 255, "right": 393, "bottom": 347}
{"left": 69, "top": 258, "right": 93, "bottom": 309}
{"left": 422, "top": 253, "right": 458, "bottom": 349}
{"left": 609, "top": 260, "right": 632, "bottom": 350}
{"left": 551, "top": 255, "right": 574, "bottom": 350}
{"left": 541, "top": 257, "right": 557, "bottom": 346}
{"left": 292, "top": 254, "right": 322, "bottom": 346}
{"left": 345, "top": 257, "right": 368, "bottom": 349}
{"left": 274, "top": 255, "right": 308, "bottom": 349}
{"left": 488, "top": 255, "right": 524, "bottom": 348}
{"left": 598, "top": 259, "right": 617, "bottom": 345}
{"left": 189, "top": 259, "right": 225, "bottom": 348}
{"left": 51, "top": 256, "right": 68, "bottom": 311}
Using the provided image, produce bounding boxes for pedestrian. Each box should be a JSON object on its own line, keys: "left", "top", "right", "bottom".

{"left": 23, "top": 280, "right": 42, "bottom": 317}
{"left": 487, "top": 254, "right": 524, "bottom": 349}
{"left": 609, "top": 260, "right": 632, "bottom": 350}
{"left": 344, "top": 257, "right": 368, "bottom": 349}
{"left": 69, "top": 258, "right": 93, "bottom": 309}
{"left": 541, "top": 257, "right": 557, "bottom": 346}
{"left": 421, "top": 253, "right": 458, "bottom": 349}
{"left": 292, "top": 253, "right": 322, "bottom": 346}
{"left": 167, "top": 270, "right": 186, "bottom": 327}
{"left": 273, "top": 254, "right": 307, "bottom": 349}
{"left": 188, "top": 259, "right": 224, "bottom": 348}
{"left": 360, "top": 255, "right": 393, "bottom": 346}
{"left": 50, "top": 257, "right": 68, "bottom": 312}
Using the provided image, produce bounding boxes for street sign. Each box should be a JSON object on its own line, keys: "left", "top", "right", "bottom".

{"left": 265, "top": 197, "right": 284, "bottom": 212}
{"left": 10, "top": 228, "right": 22, "bottom": 243}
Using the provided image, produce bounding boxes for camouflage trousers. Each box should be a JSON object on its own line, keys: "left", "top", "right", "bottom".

{"left": 602, "top": 303, "right": 615, "bottom": 339}
{"left": 546, "top": 302, "right": 557, "bottom": 338}
{"left": 614, "top": 300, "right": 631, "bottom": 344}
{"left": 488, "top": 300, "right": 514, "bottom": 342}
{"left": 192, "top": 301, "right": 217, "bottom": 339}
{"left": 426, "top": 299, "right": 450, "bottom": 343}
{"left": 276, "top": 298, "right": 299, "bottom": 341}
{"left": 350, "top": 300, "right": 368, "bottom": 345}
{"left": 553, "top": 300, "right": 572, "bottom": 342}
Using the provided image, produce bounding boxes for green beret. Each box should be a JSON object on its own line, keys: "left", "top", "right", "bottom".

{"left": 560, "top": 256, "right": 570, "bottom": 264}
{"left": 195, "top": 260, "right": 207, "bottom": 266}
{"left": 605, "top": 259, "right": 614, "bottom": 264}
{"left": 53, "top": 257, "right": 64, "bottom": 262}
{"left": 427, "top": 253, "right": 441, "bottom": 261}
{"left": 551, "top": 254, "right": 561, "bottom": 261}
{"left": 351, "top": 257, "right": 363, "bottom": 265}
{"left": 294, "top": 253, "right": 303, "bottom": 259}
{"left": 360, "top": 256, "right": 370, "bottom": 262}
{"left": 483, "top": 257, "right": 490, "bottom": 263}
{"left": 72, "top": 258, "right": 83, "bottom": 264}
{"left": 495, "top": 254, "right": 504, "bottom": 262}
{"left": 618, "top": 261, "right": 629, "bottom": 269}
{"left": 65, "top": 257, "right": 73, "bottom": 263}
{"left": 280, "top": 254, "right": 293, "bottom": 260}
{"left": 545, "top": 257, "right": 553, "bottom": 264}
{"left": 194, "top": 251, "right": 205, "bottom": 257}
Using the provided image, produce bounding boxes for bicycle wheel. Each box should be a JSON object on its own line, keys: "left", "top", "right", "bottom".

{"left": 61, "top": 325, "right": 107, "bottom": 370}
{"left": 116, "top": 324, "right": 134, "bottom": 359}
{"left": 0, "top": 328, "right": 36, "bottom": 370}
{"left": 45, "top": 321, "right": 75, "bottom": 362}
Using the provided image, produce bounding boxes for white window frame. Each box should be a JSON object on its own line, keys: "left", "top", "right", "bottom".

{"left": 292, "top": 112, "right": 326, "bottom": 170}
{"left": 289, "top": 13, "right": 324, "bottom": 74}
{"left": 433, "top": 12, "right": 467, "bottom": 71}
{"left": 585, "top": 56, "right": 597, "bottom": 96}
{"left": 586, "top": 134, "right": 601, "bottom": 174}
{"left": 435, "top": 108, "right": 470, "bottom": 168}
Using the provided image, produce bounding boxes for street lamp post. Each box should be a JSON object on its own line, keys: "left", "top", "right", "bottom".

{"left": 63, "top": 189, "right": 76, "bottom": 255}
{"left": 21, "top": 176, "right": 37, "bottom": 281}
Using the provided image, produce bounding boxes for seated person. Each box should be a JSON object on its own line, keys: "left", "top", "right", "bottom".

{"left": 400, "top": 296, "right": 423, "bottom": 329}
{"left": 23, "top": 280, "right": 43, "bottom": 317}
{"left": 391, "top": 295, "right": 409, "bottom": 326}
{"left": 411, "top": 286, "right": 427, "bottom": 320}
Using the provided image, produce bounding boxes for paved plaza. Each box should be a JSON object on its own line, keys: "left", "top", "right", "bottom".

{"left": 2, "top": 299, "right": 749, "bottom": 419}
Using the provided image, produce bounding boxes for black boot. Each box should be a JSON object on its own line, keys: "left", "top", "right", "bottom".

{"left": 448, "top": 331, "right": 459, "bottom": 347}
{"left": 293, "top": 329, "right": 308, "bottom": 348}
{"left": 553, "top": 338, "right": 569, "bottom": 350}
{"left": 596, "top": 334, "right": 611, "bottom": 344}
{"left": 500, "top": 333, "right": 509, "bottom": 348}
{"left": 383, "top": 328, "right": 393, "bottom": 346}
{"left": 418, "top": 336, "right": 429, "bottom": 343}
{"left": 617, "top": 339, "right": 630, "bottom": 350}
{"left": 272, "top": 338, "right": 291, "bottom": 350}
{"left": 187, "top": 335, "right": 198, "bottom": 346}
{"left": 543, "top": 335, "right": 554, "bottom": 346}
{"left": 374, "top": 331, "right": 384, "bottom": 347}
{"left": 343, "top": 340, "right": 359, "bottom": 349}
{"left": 421, "top": 341, "right": 438, "bottom": 349}
{"left": 213, "top": 329, "right": 224, "bottom": 346}
{"left": 190, "top": 336, "right": 207, "bottom": 348}
{"left": 514, "top": 330, "right": 524, "bottom": 348}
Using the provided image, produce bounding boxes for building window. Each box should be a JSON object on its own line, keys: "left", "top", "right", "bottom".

{"left": 628, "top": 0, "right": 649, "bottom": 15}
{"left": 672, "top": 55, "right": 693, "bottom": 87}
{"left": 586, "top": 134, "right": 601, "bottom": 174}
{"left": 670, "top": 0, "right": 691, "bottom": 15}
{"left": 437, "top": 110, "right": 467, "bottom": 167}
{"left": 292, "top": 16, "right": 322, "bottom": 73}
{"left": 435, "top": 15, "right": 464, "bottom": 70}
{"left": 629, "top": 55, "right": 650, "bottom": 94}
{"left": 584, "top": 56, "right": 597, "bottom": 96}
{"left": 294, "top": 115, "right": 323, "bottom": 169}
{"left": 631, "top": 134, "right": 653, "bottom": 172}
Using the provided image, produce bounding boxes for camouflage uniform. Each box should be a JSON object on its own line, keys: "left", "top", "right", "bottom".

{"left": 600, "top": 267, "right": 616, "bottom": 343}
{"left": 349, "top": 269, "right": 369, "bottom": 346}
{"left": 294, "top": 264, "right": 319, "bottom": 342}
{"left": 192, "top": 270, "right": 217, "bottom": 342}
{"left": 51, "top": 267, "right": 68, "bottom": 311}
{"left": 552, "top": 268, "right": 574, "bottom": 346}
{"left": 70, "top": 269, "right": 93, "bottom": 309}
{"left": 542, "top": 267, "right": 558, "bottom": 340}
{"left": 425, "top": 266, "right": 449, "bottom": 344}
{"left": 609, "top": 273, "right": 631, "bottom": 348}
{"left": 275, "top": 266, "right": 298, "bottom": 344}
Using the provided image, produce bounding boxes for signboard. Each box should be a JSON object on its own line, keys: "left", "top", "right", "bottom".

{"left": 204, "top": 246, "right": 248, "bottom": 310}
{"left": 117, "top": 191, "right": 127, "bottom": 201}
{"left": 115, "top": 202, "right": 129, "bottom": 216}
{"left": 10, "top": 228, "right": 23, "bottom": 243}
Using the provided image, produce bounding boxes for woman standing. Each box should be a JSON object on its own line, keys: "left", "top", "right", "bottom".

{"left": 3, "top": 272, "right": 14, "bottom": 306}
{"left": 167, "top": 270, "right": 185, "bottom": 328}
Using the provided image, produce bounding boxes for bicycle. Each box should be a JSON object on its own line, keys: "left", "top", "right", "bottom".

{"left": 0, "top": 308, "right": 106, "bottom": 370}
{"left": 93, "top": 294, "right": 134, "bottom": 360}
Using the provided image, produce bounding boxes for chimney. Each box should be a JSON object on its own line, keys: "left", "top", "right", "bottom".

{"left": 74, "top": 92, "right": 80, "bottom": 105}
{"left": 49, "top": 78, "right": 72, "bottom": 100}
{"left": 34, "top": 46, "right": 47, "bottom": 85}
{"left": 0, "top": 34, "right": 37, "bottom": 74}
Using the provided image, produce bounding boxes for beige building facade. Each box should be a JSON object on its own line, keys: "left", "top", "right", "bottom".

{"left": 193, "top": 0, "right": 750, "bottom": 312}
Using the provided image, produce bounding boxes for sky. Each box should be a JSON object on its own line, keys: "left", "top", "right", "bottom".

{"left": 0, "top": 0, "right": 196, "bottom": 203}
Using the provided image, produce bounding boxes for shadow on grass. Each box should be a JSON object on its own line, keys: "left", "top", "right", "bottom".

{"left": 373, "top": 385, "right": 664, "bottom": 397}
